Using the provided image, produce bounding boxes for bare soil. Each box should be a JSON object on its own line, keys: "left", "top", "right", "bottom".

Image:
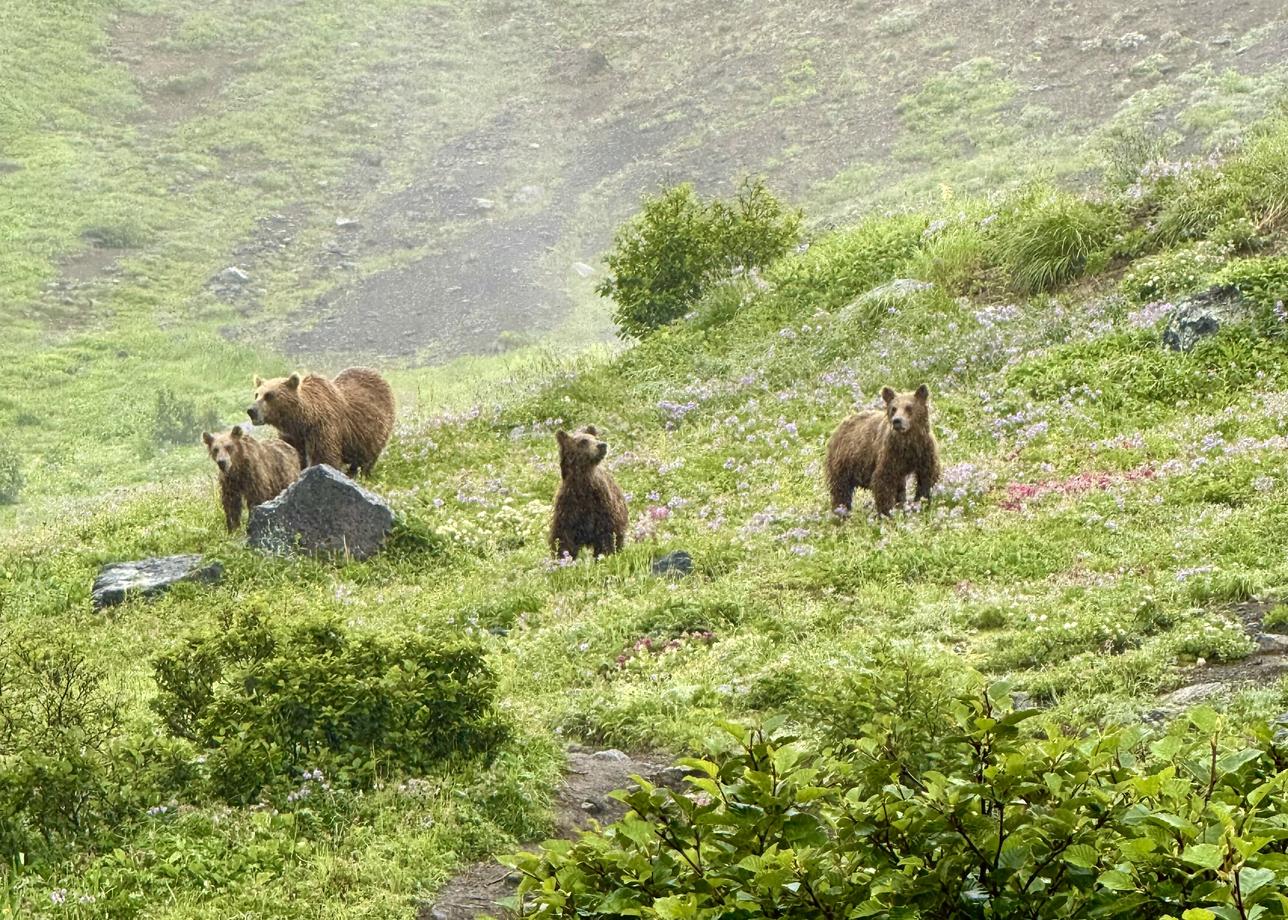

{"left": 416, "top": 747, "right": 687, "bottom": 920}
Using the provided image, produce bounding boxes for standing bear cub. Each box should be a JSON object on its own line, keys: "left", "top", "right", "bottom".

{"left": 550, "top": 426, "right": 628, "bottom": 560}
{"left": 825, "top": 384, "right": 941, "bottom": 516}
{"left": 247, "top": 367, "right": 394, "bottom": 476}
{"left": 203, "top": 425, "right": 302, "bottom": 531}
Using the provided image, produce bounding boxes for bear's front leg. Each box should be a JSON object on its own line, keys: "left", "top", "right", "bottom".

{"left": 221, "top": 482, "right": 243, "bottom": 532}
{"left": 872, "top": 473, "right": 900, "bottom": 517}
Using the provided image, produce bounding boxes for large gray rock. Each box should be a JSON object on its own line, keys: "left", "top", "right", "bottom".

{"left": 247, "top": 464, "right": 393, "bottom": 560}
{"left": 92, "top": 555, "right": 222, "bottom": 610}
{"left": 1162, "top": 285, "right": 1252, "bottom": 352}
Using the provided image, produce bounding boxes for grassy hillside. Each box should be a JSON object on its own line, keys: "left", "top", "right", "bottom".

{"left": 2, "top": 0, "right": 1287, "bottom": 521}
{"left": 3, "top": 104, "right": 1288, "bottom": 915}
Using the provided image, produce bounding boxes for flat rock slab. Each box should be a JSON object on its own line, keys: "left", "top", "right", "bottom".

{"left": 248, "top": 464, "right": 393, "bottom": 560}
{"left": 92, "top": 555, "right": 222, "bottom": 610}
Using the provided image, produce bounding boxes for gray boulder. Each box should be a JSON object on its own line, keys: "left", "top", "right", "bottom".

{"left": 1162, "top": 285, "right": 1252, "bottom": 352}
{"left": 247, "top": 464, "right": 393, "bottom": 560}
{"left": 652, "top": 550, "right": 693, "bottom": 578}
{"left": 92, "top": 555, "right": 222, "bottom": 610}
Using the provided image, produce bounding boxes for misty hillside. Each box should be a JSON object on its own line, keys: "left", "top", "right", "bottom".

{"left": 2, "top": 0, "right": 1287, "bottom": 517}
{"left": 4, "top": 1, "right": 1288, "bottom": 918}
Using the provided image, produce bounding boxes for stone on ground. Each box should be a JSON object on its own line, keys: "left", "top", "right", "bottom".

{"left": 247, "top": 464, "right": 393, "bottom": 560}
{"left": 92, "top": 555, "right": 223, "bottom": 610}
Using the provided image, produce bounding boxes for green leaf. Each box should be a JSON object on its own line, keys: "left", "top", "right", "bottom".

{"left": 1063, "top": 844, "right": 1099, "bottom": 869}
{"left": 1182, "top": 844, "right": 1225, "bottom": 872}
{"left": 1181, "top": 909, "right": 1216, "bottom": 920}
{"left": 1238, "top": 866, "right": 1277, "bottom": 898}
{"left": 1099, "top": 869, "right": 1135, "bottom": 891}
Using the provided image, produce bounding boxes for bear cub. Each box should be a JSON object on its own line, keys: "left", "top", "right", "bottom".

{"left": 825, "top": 384, "right": 941, "bottom": 516}
{"left": 203, "top": 425, "right": 302, "bottom": 531}
{"left": 550, "top": 426, "right": 628, "bottom": 560}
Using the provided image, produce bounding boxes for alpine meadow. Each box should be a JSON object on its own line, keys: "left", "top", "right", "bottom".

{"left": 4, "top": 1, "right": 1288, "bottom": 918}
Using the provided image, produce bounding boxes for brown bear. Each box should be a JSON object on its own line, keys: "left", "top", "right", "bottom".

{"left": 246, "top": 367, "right": 395, "bottom": 476}
{"left": 825, "top": 384, "right": 941, "bottom": 516}
{"left": 549, "top": 426, "right": 629, "bottom": 560}
{"left": 202, "top": 425, "right": 302, "bottom": 531}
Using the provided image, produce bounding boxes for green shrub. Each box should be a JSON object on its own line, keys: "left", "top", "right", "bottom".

{"left": 152, "top": 613, "right": 507, "bottom": 803}
{"left": 0, "top": 443, "right": 21, "bottom": 504}
{"left": 149, "top": 385, "right": 220, "bottom": 447}
{"left": 767, "top": 212, "right": 924, "bottom": 315}
{"left": 913, "top": 220, "right": 995, "bottom": 294}
{"left": 0, "top": 636, "right": 128, "bottom": 859}
{"left": 598, "top": 178, "right": 801, "bottom": 339}
{"left": 508, "top": 674, "right": 1288, "bottom": 919}
{"left": 1119, "top": 242, "right": 1225, "bottom": 303}
{"left": 997, "top": 188, "right": 1117, "bottom": 292}
{"left": 1216, "top": 256, "right": 1288, "bottom": 310}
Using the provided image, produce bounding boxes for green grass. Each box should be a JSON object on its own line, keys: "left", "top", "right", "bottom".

{"left": 6, "top": 114, "right": 1288, "bottom": 914}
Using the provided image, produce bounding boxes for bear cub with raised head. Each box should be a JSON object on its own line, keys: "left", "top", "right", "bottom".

{"left": 203, "top": 425, "right": 302, "bottom": 531}
{"left": 825, "top": 384, "right": 941, "bottom": 516}
{"left": 550, "top": 426, "right": 628, "bottom": 560}
{"left": 247, "top": 367, "right": 394, "bottom": 477}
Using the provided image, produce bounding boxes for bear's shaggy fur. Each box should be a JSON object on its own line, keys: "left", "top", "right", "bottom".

{"left": 202, "top": 425, "right": 302, "bottom": 531}
{"left": 825, "top": 384, "right": 941, "bottom": 516}
{"left": 549, "top": 426, "right": 628, "bottom": 560}
{"left": 247, "top": 367, "right": 395, "bottom": 476}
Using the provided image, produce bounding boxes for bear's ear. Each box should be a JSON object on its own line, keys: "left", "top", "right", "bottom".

{"left": 880, "top": 386, "right": 896, "bottom": 404}
{"left": 555, "top": 429, "right": 570, "bottom": 447}
{"left": 231, "top": 425, "right": 244, "bottom": 438}
{"left": 286, "top": 373, "right": 301, "bottom": 390}
{"left": 202, "top": 432, "right": 214, "bottom": 447}
{"left": 253, "top": 375, "right": 263, "bottom": 388}
{"left": 582, "top": 425, "right": 598, "bottom": 436}
{"left": 915, "top": 384, "right": 929, "bottom": 402}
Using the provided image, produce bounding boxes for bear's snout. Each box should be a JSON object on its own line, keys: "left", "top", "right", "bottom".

{"left": 216, "top": 457, "right": 230, "bottom": 472}
{"left": 891, "top": 416, "right": 907, "bottom": 431}
{"left": 246, "top": 404, "right": 261, "bottom": 423}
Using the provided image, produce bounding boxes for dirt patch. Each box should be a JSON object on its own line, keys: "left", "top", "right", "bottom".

{"left": 416, "top": 747, "right": 688, "bottom": 920}
{"left": 105, "top": 12, "right": 244, "bottom": 125}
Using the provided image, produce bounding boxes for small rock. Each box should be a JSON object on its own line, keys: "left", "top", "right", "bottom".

{"left": 215, "top": 266, "right": 251, "bottom": 285}
{"left": 1011, "top": 691, "right": 1035, "bottom": 710}
{"left": 580, "top": 800, "right": 601, "bottom": 813}
{"left": 473, "top": 198, "right": 496, "bottom": 211}
{"left": 651, "top": 550, "right": 693, "bottom": 578}
{"left": 1255, "top": 633, "right": 1288, "bottom": 654}
{"left": 654, "top": 766, "right": 694, "bottom": 789}
{"left": 248, "top": 465, "right": 394, "bottom": 561}
{"left": 1162, "top": 285, "right": 1252, "bottom": 352}
{"left": 1161, "top": 681, "right": 1224, "bottom": 707}
{"left": 591, "top": 749, "right": 630, "bottom": 762}
{"left": 512, "top": 184, "right": 544, "bottom": 205}
{"left": 92, "top": 555, "right": 223, "bottom": 610}
{"left": 571, "top": 261, "right": 596, "bottom": 278}
{"left": 335, "top": 217, "right": 361, "bottom": 231}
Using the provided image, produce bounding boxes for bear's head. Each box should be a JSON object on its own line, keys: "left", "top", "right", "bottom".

{"left": 555, "top": 426, "right": 608, "bottom": 477}
{"left": 202, "top": 425, "right": 248, "bottom": 474}
{"left": 880, "top": 384, "right": 930, "bottom": 434}
{"left": 247, "top": 374, "right": 302, "bottom": 427}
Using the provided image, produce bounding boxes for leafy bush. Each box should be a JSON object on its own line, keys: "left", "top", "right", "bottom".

{"left": 1216, "top": 256, "right": 1288, "bottom": 310}
{"left": 997, "top": 188, "right": 1118, "bottom": 292}
{"left": 508, "top": 671, "right": 1288, "bottom": 919}
{"left": 152, "top": 613, "right": 507, "bottom": 802}
{"left": 1120, "top": 243, "right": 1225, "bottom": 303}
{"left": 0, "top": 636, "right": 128, "bottom": 858}
{"left": 0, "top": 442, "right": 21, "bottom": 504}
{"left": 598, "top": 178, "right": 801, "bottom": 339}
{"left": 149, "top": 386, "right": 220, "bottom": 447}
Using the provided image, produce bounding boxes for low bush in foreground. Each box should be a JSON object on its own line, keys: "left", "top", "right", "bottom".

{"left": 509, "top": 665, "right": 1288, "bottom": 919}
{"left": 153, "top": 613, "right": 507, "bottom": 802}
